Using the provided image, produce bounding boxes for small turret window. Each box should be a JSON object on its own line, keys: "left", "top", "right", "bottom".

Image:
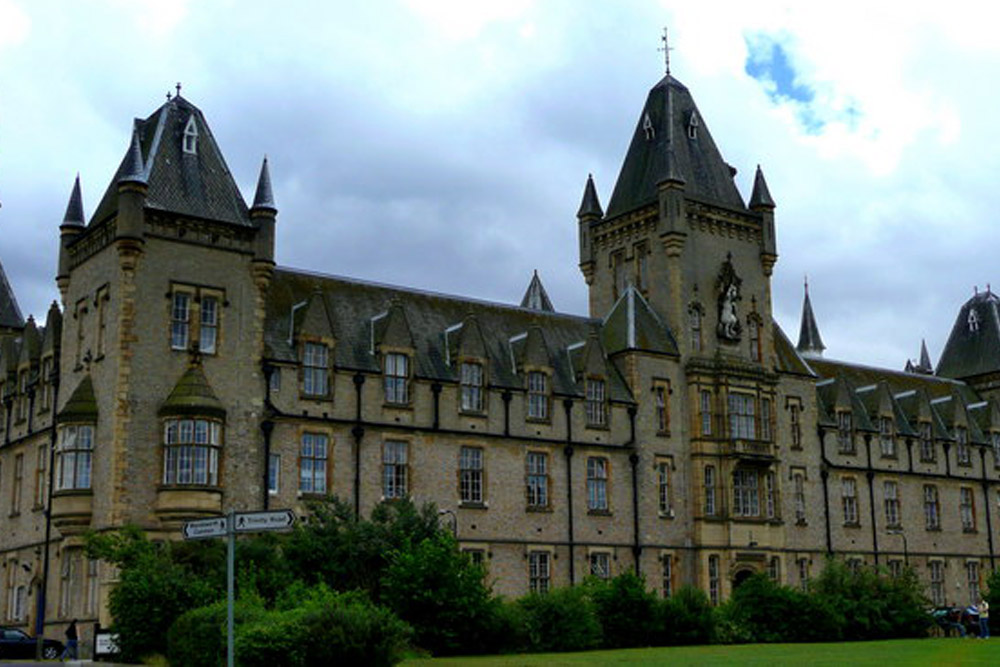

{"left": 643, "top": 112, "right": 655, "bottom": 140}
{"left": 183, "top": 115, "right": 198, "bottom": 154}
{"left": 688, "top": 112, "right": 699, "bottom": 139}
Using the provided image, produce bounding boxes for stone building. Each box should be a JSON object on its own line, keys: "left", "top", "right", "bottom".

{"left": 2, "top": 66, "right": 999, "bottom": 649}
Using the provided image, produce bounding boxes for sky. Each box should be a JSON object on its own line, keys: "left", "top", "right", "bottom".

{"left": 1, "top": 0, "right": 999, "bottom": 371}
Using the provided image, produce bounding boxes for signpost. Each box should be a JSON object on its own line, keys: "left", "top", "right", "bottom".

{"left": 184, "top": 509, "right": 296, "bottom": 667}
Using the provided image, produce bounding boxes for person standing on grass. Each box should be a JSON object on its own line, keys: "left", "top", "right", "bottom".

{"left": 978, "top": 599, "right": 990, "bottom": 639}
{"left": 61, "top": 619, "right": 78, "bottom": 660}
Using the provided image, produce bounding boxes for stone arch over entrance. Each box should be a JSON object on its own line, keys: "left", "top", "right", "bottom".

{"left": 732, "top": 566, "right": 756, "bottom": 589}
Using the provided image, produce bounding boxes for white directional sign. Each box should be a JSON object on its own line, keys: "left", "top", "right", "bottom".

{"left": 233, "top": 509, "right": 296, "bottom": 533}
{"left": 183, "top": 517, "right": 228, "bottom": 540}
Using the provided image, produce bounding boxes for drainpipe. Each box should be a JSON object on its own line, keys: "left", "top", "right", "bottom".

{"left": 431, "top": 382, "right": 441, "bottom": 430}
{"left": 501, "top": 390, "right": 511, "bottom": 437}
{"left": 819, "top": 429, "right": 833, "bottom": 555}
{"left": 625, "top": 406, "right": 640, "bottom": 575}
{"left": 563, "top": 398, "right": 575, "bottom": 585}
{"left": 261, "top": 363, "right": 275, "bottom": 510}
{"left": 865, "top": 434, "right": 879, "bottom": 565}
{"left": 980, "top": 447, "right": 996, "bottom": 569}
{"left": 35, "top": 362, "right": 59, "bottom": 658}
{"left": 352, "top": 373, "right": 365, "bottom": 519}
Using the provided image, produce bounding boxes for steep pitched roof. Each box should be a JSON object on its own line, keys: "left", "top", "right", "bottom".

{"left": 62, "top": 175, "right": 86, "bottom": 227}
{"left": 577, "top": 174, "right": 604, "bottom": 219}
{"left": 809, "top": 357, "right": 976, "bottom": 404}
{"left": 91, "top": 95, "right": 251, "bottom": 227}
{"left": 605, "top": 75, "right": 744, "bottom": 219}
{"left": 263, "top": 268, "right": 633, "bottom": 403}
{"left": 159, "top": 358, "right": 226, "bottom": 419}
{"left": 796, "top": 282, "right": 825, "bottom": 357}
{"left": 937, "top": 289, "right": 1000, "bottom": 380}
{"left": 772, "top": 321, "right": 815, "bottom": 377}
{"left": 748, "top": 165, "right": 775, "bottom": 209}
{"left": 0, "top": 256, "right": 23, "bottom": 330}
{"left": 58, "top": 375, "right": 98, "bottom": 422}
{"left": 601, "top": 286, "right": 678, "bottom": 356}
{"left": 520, "top": 271, "right": 554, "bottom": 312}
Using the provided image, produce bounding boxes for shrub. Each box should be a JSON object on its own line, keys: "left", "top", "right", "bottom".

{"left": 586, "top": 572, "right": 659, "bottom": 648}
{"left": 381, "top": 532, "right": 500, "bottom": 655}
{"left": 656, "top": 585, "right": 715, "bottom": 645}
{"left": 167, "top": 599, "right": 264, "bottom": 667}
{"left": 519, "top": 586, "right": 601, "bottom": 652}
{"left": 717, "top": 574, "right": 838, "bottom": 643}
{"left": 236, "top": 587, "right": 411, "bottom": 667}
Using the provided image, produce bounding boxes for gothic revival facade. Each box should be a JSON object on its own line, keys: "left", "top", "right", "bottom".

{"left": 2, "top": 68, "right": 1000, "bottom": 648}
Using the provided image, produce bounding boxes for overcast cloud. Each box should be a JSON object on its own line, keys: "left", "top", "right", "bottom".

{"left": 1, "top": 0, "right": 998, "bottom": 371}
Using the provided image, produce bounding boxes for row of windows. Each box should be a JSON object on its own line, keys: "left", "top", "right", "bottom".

{"left": 698, "top": 390, "right": 773, "bottom": 442}
{"left": 701, "top": 466, "right": 779, "bottom": 520}
{"left": 835, "top": 414, "right": 1000, "bottom": 468}
{"left": 0, "top": 355, "right": 57, "bottom": 427}
{"left": 297, "top": 350, "right": 616, "bottom": 427}
{"left": 837, "top": 477, "right": 985, "bottom": 533}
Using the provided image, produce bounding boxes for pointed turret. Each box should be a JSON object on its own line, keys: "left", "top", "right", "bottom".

{"left": 577, "top": 174, "right": 603, "bottom": 219}
{"left": 796, "top": 280, "right": 825, "bottom": 358}
{"left": 62, "top": 175, "right": 86, "bottom": 227}
{"left": 251, "top": 156, "right": 277, "bottom": 267}
{"left": 919, "top": 339, "right": 933, "bottom": 372}
{"left": 116, "top": 126, "right": 148, "bottom": 243}
{"left": 749, "top": 165, "right": 775, "bottom": 209}
{"left": 119, "top": 127, "right": 147, "bottom": 186}
{"left": 520, "top": 270, "right": 554, "bottom": 312}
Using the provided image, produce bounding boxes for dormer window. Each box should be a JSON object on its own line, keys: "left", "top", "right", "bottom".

{"left": 527, "top": 371, "right": 549, "bottom": 421}
{"left": 460, "top": 361, "right": 484, "bottom": 413}
{"left": 688, "top": 112, "right": 699, "bottom": 139}
{"left": 183, "top": 115, "right": 198, "bottom": 154}
{"left": 837, "top": 411, "right": 854, "bottom": 453}
{"left": 384, "top": 352, "right": 410, "bottom": 405}
{"left": 585, "top": 377, "right": 607, "bottom": 427}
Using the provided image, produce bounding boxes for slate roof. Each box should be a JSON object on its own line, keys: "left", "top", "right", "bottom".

{"left": 772, "top": 321, "right": 814, "bottom": 377}
{"left": 601, "top": 286, "right": 678, "bottom": 357}
{"left": 159, "top": 359, "right": 226, "bottom": 419}
{"left": 264, "top": 268, "right": 635, "bottom": 403}
{"left": 520, "top": 271, "right": 554, "bottom": 312}
{"left": 91, "top": 95, "right": 251, "bottom": 227}
{"left": 796, "top": 284, "right": 825, "bottom": 357}
{"left": 936, "top": 290, "right": 1000, "bottom": 380}
{"left": 809, "top": 357, "right": 976, "bottom": 404}
{"left": 0, "top": 257, "right": 23, "bottom": 330}
{"left": 605, "top": 75, "right": 745, "bottom": 219}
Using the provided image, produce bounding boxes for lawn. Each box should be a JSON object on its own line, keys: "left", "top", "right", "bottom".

{"left": 403, "top": 638, "right": 1000, "bottom": 666}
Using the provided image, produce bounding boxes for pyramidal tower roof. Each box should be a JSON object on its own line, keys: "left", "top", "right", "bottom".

{"left": 937, "top": 288, "right": 1000, "bottom": 379}
{"left": 91, "top": 93, "right": 251, "bottom": 227}
{"left": 796, "top": 280, "right": 825, "bottom": 358}
{"left": 62, "top": 175, "right": 86, "bottom": 227}
{"left": 577, "top": 174, "right": 604, "bottom": 219}
{"left": 520, "top": 270, "right": 554, "bottom": 312}
{"left": 605, "top": 74, "right": 745, "bottom": 219}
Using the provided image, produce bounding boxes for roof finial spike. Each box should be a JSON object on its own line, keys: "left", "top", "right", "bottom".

{"left": 175, "top": 82, "right": 182, "bottom": 98}
{"left": 659, "top": 27, "right": 673, "bottom": 76}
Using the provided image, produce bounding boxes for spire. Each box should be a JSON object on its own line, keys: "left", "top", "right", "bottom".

{"left": 251, "top": 156, "right": 277, "bottom": 211}
{"left": 919, "top": 339, "right": 933, "bottom": 372}
{"left": 577, "top": 174, "right": 603, "bottom": 219}
{"left": 62, "top": 175, "right": 86, "bottom": 227}
{"left": 749, "top": 164, "right": 775, "bottom": 209}
{"left": 118, "top": 127, "right": 146, "bottom": 185}
{"left": 520, "top": 270, "right": 554, "bottom": 312}
{"left": 796, "top": 279, "right": 825, "bottom": 358}
{"left": 0, "top": 256, "right": 24, "bottom": 331}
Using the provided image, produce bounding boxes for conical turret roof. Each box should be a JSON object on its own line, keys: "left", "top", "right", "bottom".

{"left": 749, "top": 165, "right": 775, "bottom": 209}
{"left": 796, "top": 281, "right": 825, "bottom": 357}
{"left": 62, "top": 175, "right": 86, "bottom": 227}
{"left": 252, "top": 156, "right": 277, "bottom": 211}
{"left": 520, "top": 271, "right": 554, "bottom": 312}
{"left": 577, "top": 174, "right": 603, "bottom": 219}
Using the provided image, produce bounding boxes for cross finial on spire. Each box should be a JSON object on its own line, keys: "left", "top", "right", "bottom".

{"left": 659, "top": 27, "right": 673, "bottom": 75}
{"left": 175, "top": 82, "right": 182, "bottom": 98}
{"left": 166, "top": 90, "right": 172, "bottom": 101}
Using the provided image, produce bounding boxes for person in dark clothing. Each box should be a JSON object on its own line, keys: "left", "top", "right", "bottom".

{"left": 61, "top": 619, "right": 78, "bottom": 660}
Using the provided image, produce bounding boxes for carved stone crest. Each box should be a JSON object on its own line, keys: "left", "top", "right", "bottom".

{"left": 716, "top": 253, "right": 742, "bottom": 342}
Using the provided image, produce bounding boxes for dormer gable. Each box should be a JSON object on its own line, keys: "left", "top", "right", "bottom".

{"left": 41, "top": 302, "right": 63, "bottom": 356}
{"left": 371, "top": 299, "right": 414, "bottom": 354}
{"left": 446, "top": 313, "right": 488, "bottom": 366}
{"left": 18, "top": 317, "right": 41, "bottom": 367}
{"left": 298, "top": 291, "right": 337, "bottom": 342}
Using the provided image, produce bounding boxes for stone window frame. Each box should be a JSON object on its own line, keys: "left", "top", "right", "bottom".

{"left": 268, "top": 453, "right": 280, "bottom": 496}
{"left": 168, "top": 283, "right": 225, "bottom": 356}
{"left": 923, "top": 484, "right": 941, "bottom": 531}
{"left": 383, "top": 350, "right": 411, "bottom": 406}
{"left": 727, "top": 391, "right": 756, "bottom": 440}
{"left": 836, "top": 410, "right": 855, "bottom": 454}
{"left": 786, "top": 397, "right": 803, "bottom": 450}
{"left": 633, "top": 241, "right": 649, "bottom": 293}
{"left": 919, "top": 421, "right": 936, "bottom": 462}
{"left": 929, "top": 559, "right": 945, "bottom": 606}
{"left": 382, "top": 439, "right": 409, "bottom": 500}
{"left": 525, "top": 450, "right": 550, "bottom": 511}
{"left": 841, "top": 475, "right": 859, "bottom": 526}
{"left": 707, "top": 554, "right": 721, "bottom": 605}
{"left": 584, "top": 375, "right": 608, "bottom": 429}
{"left": 791, "top": 467, "right": 807, "bottom": 525}
{"left": 703, "top": 464, "right": 717, "bottom": 517}
{"left": 652, "top": 379, "right": 670, "bottom": 435}
{"left": 586, "top": 456, "right": 610, "bottom": 514}
{"left": 300, "top": 338, "right": 332, "bottom": 400}
{"left": 55, "top": 423, "right": 95, "bottom": 492}
{"left": 955, "top": 426, "right": 971, "bottom": 467}
{"left": 162, "top": 417, "right": 222, "bottom": 487}
{"left": 699, "top": 389, "right": 713, "bottom": 437}
{"left": 458, "top": 445, "right": 485, "bottom": 507}
{"left": 33, "top": 444, "right": 46, "bottom": 510}
{"left": 610, "top": 249, "right": 627, "bottom": 301}
{"left": 10, "top": 453, "right": 23, "bottom": 516}
{"left": 525, "top": 368, "right": 551, "bottom": 423}
{"left": 879, "top": 415, "right": 896, "bottom": 458}
{"left": 883, "top": 479, "right": 901, "bottom": 528}
{"left": 661, "top": 551, "right": 674, "bottom": 598}
{"left": 299, "top": 431, "right": 330, "bottom": 496}
{"left": 656, "top": 456, "right": 674, "bottom": 517}
{"left": 960, "top": 486, "right": 977, "bottom": 533}
{"left": 588, "top": 549, "right": 612, "bottom": 580}
{"left": 528, "top": 548, "right": 552, "bottom": 594}
{"left": 459, "top": 359, "right": 486, "bottom": 414}
{"left": 94, "top": 283, "right": 110, "bottom": 360}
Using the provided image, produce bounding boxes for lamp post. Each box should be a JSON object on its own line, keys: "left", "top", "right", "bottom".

{"left": 887, "top": 528, "right": 908, "bottom": 566}
{"left": 438, "top": 509, "right": 457, "bottom": 537}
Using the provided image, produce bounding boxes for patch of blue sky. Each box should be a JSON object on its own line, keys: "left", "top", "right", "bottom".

{"left": 744, "top": 33, "right": 815, "bottom": 104}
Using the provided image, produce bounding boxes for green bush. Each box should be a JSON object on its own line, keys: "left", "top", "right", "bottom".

{"left": 167, "top": 599, "right": 265, "bottom": 667}
{"left": 236, "top": 587, "right": 411, "bottom": 667}
{"left": 586, "top": 572, "right": 659, "bottom": 648}
{"left": 381, "top": 532, "right": 499, "bottom": 655}
{"left": 716, "top": 574, "right": 838, "bottom": 643}
{"left": 519, "top": 586, "right": 601, "bottom": 652}
{"left": 812, "top": 558, "right": 930, "bottom": 641}
{"left": 656, "top": 585, "right": 715, "bottom": 645}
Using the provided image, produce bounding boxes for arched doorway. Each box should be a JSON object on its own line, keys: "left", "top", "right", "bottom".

{"left": 732, "top": 568, "right": 755, "bottom": 589}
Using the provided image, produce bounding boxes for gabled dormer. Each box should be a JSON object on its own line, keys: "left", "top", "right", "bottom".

{"left": 510, "top": 325, "right": 552, "bottom": 422}
{"left": 568, "top": 331, "right": 610, "bottom": 429}
{"left": 447, "top": 313, "right": 489, "bottom": 414}
{"left": 294, "top": 291, "right": 337, "bottom": 401}
{"left": 372, "top": 300, "right": 415, "bottom": 406}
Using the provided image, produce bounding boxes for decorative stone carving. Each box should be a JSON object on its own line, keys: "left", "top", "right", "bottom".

{"left": 716, "top": 253, "right": 742, "bottom": 342}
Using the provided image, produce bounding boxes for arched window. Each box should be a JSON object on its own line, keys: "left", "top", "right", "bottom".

{"left": 183, "top": 115, "right": 198, "bottom": 154}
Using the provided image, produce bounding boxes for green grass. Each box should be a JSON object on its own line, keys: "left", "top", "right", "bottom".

{"left": 403, "top": 638, "right": 1000, "bottom": 666}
